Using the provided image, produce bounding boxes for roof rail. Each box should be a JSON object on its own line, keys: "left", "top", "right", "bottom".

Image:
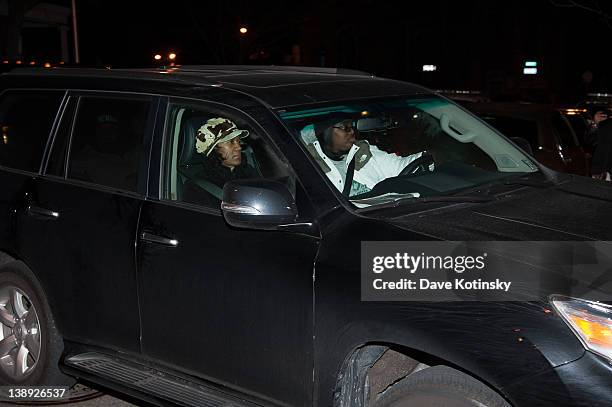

{"left": 2, "top": 67, "right": 218, "bottom": 87}
{"left": 174, "top": 65, "right": 373, "bottom": 76}
{"left": 435, "top": 89, "right": 482, "bottom": 95}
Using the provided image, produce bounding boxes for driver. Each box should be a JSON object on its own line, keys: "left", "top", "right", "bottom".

{"left": 302, "top": 115, "right": 428, "bottom": 196}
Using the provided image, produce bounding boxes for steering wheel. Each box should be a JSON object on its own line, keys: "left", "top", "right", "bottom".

{"left": 399, "top": 153, "right": 435, "bottom": 177}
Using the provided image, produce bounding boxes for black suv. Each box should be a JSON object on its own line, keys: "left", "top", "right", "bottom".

{"left": 1, "top": 66, "right": 612, "bottom": 407}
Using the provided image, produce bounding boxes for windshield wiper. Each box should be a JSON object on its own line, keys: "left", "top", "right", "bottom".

{"left": 358, "top": 194, "right": 495, "bottom": 213}
{"left": 503, "top": 179, "right": 554, "bottom": 188}
{"left": 415, "top": 195, "right": 496, "bottom": 203}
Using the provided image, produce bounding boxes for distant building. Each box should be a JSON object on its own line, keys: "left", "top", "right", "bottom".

{"left": 0, "top": 0, "right": 72, "bottom": 63}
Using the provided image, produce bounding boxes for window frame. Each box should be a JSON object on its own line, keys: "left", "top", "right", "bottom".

{"left": 0, "top": 88, "right": 67, "bottom": 175}
{"left": 157, "top": 96, "right": 298, "bottom": 214}
{"left": 42, "top": 90, "right": 161, "bottom": 198}
{"left": 551, "top": 111, "right": 580, "bottom": 149}
{"left": 43, "top": 94, "right": 78, "bottom": 178}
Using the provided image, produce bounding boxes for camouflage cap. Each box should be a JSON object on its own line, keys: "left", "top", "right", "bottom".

{"left": 195, "top": 117, "right": 249, "bottom": 156}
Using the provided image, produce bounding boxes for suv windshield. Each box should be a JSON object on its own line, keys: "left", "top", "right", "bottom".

{"left": 279, "top": 95, "right": 538, "bottom": 208}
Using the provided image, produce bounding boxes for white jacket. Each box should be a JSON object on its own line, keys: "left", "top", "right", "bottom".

{"left": 306, "top": 140, "right": 423, "bottom": 194}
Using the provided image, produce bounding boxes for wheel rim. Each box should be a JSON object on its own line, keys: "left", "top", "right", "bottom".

{"left": 0, "top": 285, "right": 42, "bottom": 380}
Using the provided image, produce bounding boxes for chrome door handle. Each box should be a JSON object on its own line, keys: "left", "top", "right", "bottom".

{"left": 140, "top": 232, "right": 179, "bottom": 247}
{"left": 26, "top": 205, "right": 60, "bottom": 219}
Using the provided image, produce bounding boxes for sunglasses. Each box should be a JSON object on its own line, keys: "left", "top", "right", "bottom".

{"left": 332, "top": 123, "right": 356, "bottom": 132}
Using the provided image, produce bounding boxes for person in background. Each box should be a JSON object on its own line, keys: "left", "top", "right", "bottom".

{"left": 584, "top": 107, "right": 608, "bottom": 147}
{"left": 70, "top": 113, "right": 140, "bottom": 190}
{"left": 590, "top": 113, "right": 612, "bottom": 181}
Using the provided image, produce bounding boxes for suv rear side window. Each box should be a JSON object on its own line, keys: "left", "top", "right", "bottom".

{"left": 66, "top": 96, "right": 153, "bottom": 192}
{"left": 0, "top": 90, "right": 64, "bottom": 172}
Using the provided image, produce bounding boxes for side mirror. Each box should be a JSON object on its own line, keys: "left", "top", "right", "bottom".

{"left": 510, "top": 137, "right": 534, "bottom": 156}
{"left": 221, "top": 179, "right": 298, "bottom": 230}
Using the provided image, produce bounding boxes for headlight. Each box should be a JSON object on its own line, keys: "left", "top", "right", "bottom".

{"left": 551, "top": 295, "right": 612, "bottom": 361}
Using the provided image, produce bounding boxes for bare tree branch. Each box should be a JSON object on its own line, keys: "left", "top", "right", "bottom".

{"left": 549, "top": 0, "right": 612, "bottom": 29}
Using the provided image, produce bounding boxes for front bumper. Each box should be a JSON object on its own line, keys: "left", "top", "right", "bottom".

{"left": 504, "top": 351, "right": 612, "bottom": 406}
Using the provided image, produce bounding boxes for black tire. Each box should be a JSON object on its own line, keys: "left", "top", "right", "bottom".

{"left": 0, "top": 261, "right": 74, "bottom": 387}
{"left": 374, "top": 366, "right": 511, "bottom": 407}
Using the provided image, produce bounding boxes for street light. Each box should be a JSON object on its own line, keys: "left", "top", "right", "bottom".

{"left": 238, "top": 27, "right": 248, "bottom": 64}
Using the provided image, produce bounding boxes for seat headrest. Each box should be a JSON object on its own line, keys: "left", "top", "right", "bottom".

{"left": 178, "top": 116, "right": 209, "bottom": 165}
{"left": 300, "top": 124, "right": 317, "bottom": 145}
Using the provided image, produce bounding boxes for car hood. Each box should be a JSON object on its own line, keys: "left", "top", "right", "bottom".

{"left": 390, "top": 178, "right": 612, "bottom": 241}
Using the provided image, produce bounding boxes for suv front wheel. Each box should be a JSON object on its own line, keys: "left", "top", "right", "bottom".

{"left": 374, "top": 366, "right": 510, "bottom": 407}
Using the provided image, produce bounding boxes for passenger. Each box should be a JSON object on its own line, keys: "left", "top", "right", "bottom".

{"left": 183, "top": 117, "right": 259, "bottom": 204}
{"left": 70, "top": 113, "right": 140, "bottom": 190}
{"left": 303, "top": 116, "right": 427, "bottom": 196}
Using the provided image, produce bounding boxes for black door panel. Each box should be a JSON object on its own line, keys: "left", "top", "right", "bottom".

{"left": 15, "top": 178, "right": 142, "bottom": 351}
{"left": 0, "top": 171, "right": 31, "bottom": 253}
{"left": 137, "top": 202, "right": 318, "bottom": 406}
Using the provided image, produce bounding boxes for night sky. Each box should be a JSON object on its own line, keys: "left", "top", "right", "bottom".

{"left": 9, "top": 0, "right": 612, "bottom": 103}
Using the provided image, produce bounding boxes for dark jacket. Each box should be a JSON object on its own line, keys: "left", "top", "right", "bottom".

{"left": 182, "top": 155, "right": 260, "bottom": 207}
{"left": 591, "top": 119, "right": 612, "bottom": 176}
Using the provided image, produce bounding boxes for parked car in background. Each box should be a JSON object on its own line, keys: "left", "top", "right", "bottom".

{"left": 559, "top": 108, "right": 591, "bottom": 143}
{"left": 1, "top": 66, "right": 612, "bottom": 407}
{"left": 458, "top": 102, "right": 591, "bottom": 176}
{"left": 561, "top": 95, "right": 612, "bottom": 149}
{"left": 435, "top": 89, "right": 492, "bottom": 103}
{"left": 560, "top": 106, "right": 612, "bottom": 146}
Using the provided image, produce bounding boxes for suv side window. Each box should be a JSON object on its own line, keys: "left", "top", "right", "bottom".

{"left": 164, "top": 101, "right": 294, "bottom": 209}
{"left": 66, "top": 96, "right": 153, "bottom": 192}
{"left": 0, "top": 90, "right": 64, "bottom": 172}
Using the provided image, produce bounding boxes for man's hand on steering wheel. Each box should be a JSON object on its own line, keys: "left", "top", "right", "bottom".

{"left": 399, "top": 152, "right": 435, "bottom": 177}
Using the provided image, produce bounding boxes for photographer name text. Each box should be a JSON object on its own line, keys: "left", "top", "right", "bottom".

{"left": 371, "top": 252, "right": 512, "bottom": 292}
